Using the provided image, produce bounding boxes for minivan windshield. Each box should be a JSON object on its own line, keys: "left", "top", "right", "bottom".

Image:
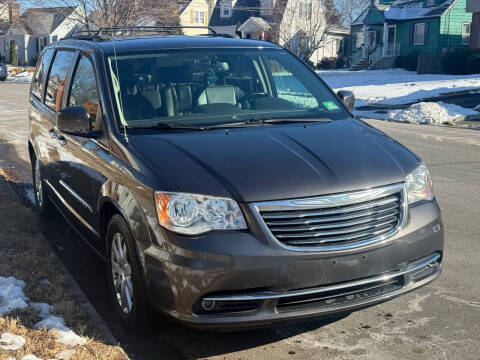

{"left": 106, "top": 48, "right": 349, "bottom": 128}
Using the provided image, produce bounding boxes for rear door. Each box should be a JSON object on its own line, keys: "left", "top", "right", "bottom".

{"left": 55, "top": 53, "right": 103, "bottom": 232}
{"left": 29, "top": 48, "right": 55, "bottom": 182}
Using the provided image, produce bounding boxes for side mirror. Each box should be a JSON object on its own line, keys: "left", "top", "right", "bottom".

{"left": 56, "top": 106, "right": 91, "bottom": 135}
{"left": 337, "top": 90, "right": 355, "bottom": 113}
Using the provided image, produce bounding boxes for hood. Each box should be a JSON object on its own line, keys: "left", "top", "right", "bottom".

{"left": 129, "top": 119, "right": 419, "bottom": 202}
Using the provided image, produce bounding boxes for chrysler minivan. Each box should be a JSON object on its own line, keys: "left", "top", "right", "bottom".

{"left": 28, "top": 28, "right": 443, "bottom": 329}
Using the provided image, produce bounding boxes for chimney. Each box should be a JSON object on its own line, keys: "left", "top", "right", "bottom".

{"left": 9, "top": 1, "right": 20, "bottom": 22}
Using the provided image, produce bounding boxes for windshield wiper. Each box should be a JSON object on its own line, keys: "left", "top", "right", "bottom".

{"left": 245, "top": 118, "right": 332, "bottom": 124}
{"left": 124, "top": 123, "right": 206, "bottom": 131}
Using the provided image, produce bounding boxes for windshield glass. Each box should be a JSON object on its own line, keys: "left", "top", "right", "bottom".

{"left": 106, "top": 48, "right": 349, "bottom": 128}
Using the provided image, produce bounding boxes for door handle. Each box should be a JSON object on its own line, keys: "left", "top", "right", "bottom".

{"left": 58, "top": 135, "right": 67, "bottom": 147}
{"left": 49, "top": 128, "right": 57, "bottom": 138}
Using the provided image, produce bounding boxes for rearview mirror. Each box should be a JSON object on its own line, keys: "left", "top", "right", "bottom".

{"left": 56, "top": 106, "right": 91, "bottom": 135}
{"left": 337, "top": 90, "right": 355, "bottom": 113}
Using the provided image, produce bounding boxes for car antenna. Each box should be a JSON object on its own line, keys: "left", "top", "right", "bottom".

{"left": 109, "top": 25, "right": 129, "bottom": 143}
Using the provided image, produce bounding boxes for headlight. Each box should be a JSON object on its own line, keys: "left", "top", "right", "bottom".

{"left": 155, "top": 192, "right": 247, "bottom": 235}
{"left": 405, "top": 162, "right": 434, "bottom": 204}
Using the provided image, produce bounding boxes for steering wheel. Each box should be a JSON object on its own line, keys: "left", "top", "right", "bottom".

{"left": 242, "top": 92, "right": 269, "bottom": 104}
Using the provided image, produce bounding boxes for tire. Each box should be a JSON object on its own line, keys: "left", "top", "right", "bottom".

{"left": 32, "top": 156, "right": 53, "bottom": 216}
{"left": 106, "top": 214, "right": 150, "bottom": 329}
{"left": 0, "top": 78, "right": 6, "bottom": 81}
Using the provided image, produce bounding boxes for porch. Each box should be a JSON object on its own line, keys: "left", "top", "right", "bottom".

{"left": 349, "top": 22, "right": 401, "bottom": 70}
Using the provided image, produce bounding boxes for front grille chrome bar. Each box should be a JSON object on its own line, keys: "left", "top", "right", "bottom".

{"left": 251, "top": 183, "right": 407, "bottom": 252}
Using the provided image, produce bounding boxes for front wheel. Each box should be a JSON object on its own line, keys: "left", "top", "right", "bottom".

{"left": 106, "top": 214, "right": 150, "bottom": 329}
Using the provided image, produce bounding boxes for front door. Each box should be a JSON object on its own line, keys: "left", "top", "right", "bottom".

{"left": 387, "top": 25, "right": 396, "bottom": 56}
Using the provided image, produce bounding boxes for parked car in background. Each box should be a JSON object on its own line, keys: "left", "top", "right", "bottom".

{"left": 28, "top": 27, "right": 444, "bottom": 330}
{"left": 0, "top": 63, "right": 7, "bottom": 81}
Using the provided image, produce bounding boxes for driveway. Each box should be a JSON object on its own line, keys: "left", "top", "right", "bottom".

{"left": 1, "top": 83, "right": 479, "bottom": 360}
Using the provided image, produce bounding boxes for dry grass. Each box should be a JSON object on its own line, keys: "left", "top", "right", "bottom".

{"left": 0, "top": 177, "right": 129, "bottom": 360}
{"left": 0, "top": 317, "right": 127, "bottom": 360}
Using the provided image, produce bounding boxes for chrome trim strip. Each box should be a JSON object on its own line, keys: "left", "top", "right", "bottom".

{"left": 203, "top": 253, "right": 441, "bottom": 302}
{"left": 45, "top": 180, "right": 99, "bottom": 237}
{"left": 251, "top": 183, "right": 408, "bottom": 252}
{"left": 59, "top": 180, "right": 93, "bottom": 213}
{"left": 256, "top": 184, "right": 403, "bottom": 211}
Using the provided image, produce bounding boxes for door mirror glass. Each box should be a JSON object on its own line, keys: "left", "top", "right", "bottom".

{"left": 57, "top": 106, "right": 91, "bottom": 135}
{"left": 337, "top": 90, "right": 355, "bottom": 113}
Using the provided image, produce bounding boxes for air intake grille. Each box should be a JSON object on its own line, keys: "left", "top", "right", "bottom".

{"left": 255, "top": 184, "right": 405, "bottom": 251}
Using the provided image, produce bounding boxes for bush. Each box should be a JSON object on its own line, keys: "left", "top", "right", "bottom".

{"left": 394, "top": 52, "right": 419, "bottom": 72}
{"left": 9, "top": 44, "right": 18, "bottom": 66}
{"left": 335, "top": 57, "right": 346, "bottom": 69}
{"left": 317, "top": 57, "right": 337, "bottom": 70}
{"left": 441, "top": 48, "right": 480, "bottom": 75}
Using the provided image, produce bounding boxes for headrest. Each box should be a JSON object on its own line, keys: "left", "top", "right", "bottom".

{"left": 197, "top": 85, "right": 236, "bottom": 105}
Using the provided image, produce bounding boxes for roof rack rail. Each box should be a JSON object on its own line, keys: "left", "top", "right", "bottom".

{"left": 64, "top": 26, "right": 218, "bottom": 41}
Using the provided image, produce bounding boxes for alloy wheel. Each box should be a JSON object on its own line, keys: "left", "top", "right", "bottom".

{"left": 111, "top": 232, "right": 134, "bottom": 314}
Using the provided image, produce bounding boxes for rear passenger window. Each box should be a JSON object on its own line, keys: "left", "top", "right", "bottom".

{"left": 45, "top": 50, "right": 76, "bottom": 111}
{"left": 31, "top": 48, "right": 54, "bottom": 100}
{"left": 68, "top": 56, "right": 99, "bottom": 128}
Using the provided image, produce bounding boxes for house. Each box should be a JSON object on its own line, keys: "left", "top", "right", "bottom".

{"left": 0, "top": 3, "right": 82, "bottom": 65}
{"left": 467, "top": 0, "right": 480, "bottom": 48}
{"left": 178, "top": 0, "right": 213, "bottom": 35}
{"left": 208, "top": 0, "right": 347, "bottom": 66}
{"left": 350, "top": 0, "right": 473, "bottom": 70}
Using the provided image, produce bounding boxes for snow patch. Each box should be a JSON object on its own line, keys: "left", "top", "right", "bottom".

{"left": 25, "top": 188, "right": 36, "bottom": 205}
{"left": 0, "top": 277, "right": 29, "bottom": 315}
{"left": 387, "top": 102, "right": 478, "bottom": 124}
{"left": 318, "top": 69, "right": 480, "bottom": 106}
{"left": 0, "top": 332, "right": 26, "bottom": 350}
{"left": 20, "top": 355, "right": 43, "bottom": 360}
{"left": 32, "top": 302, "right": 86, "bottom": 346}
{"left": 6, "top": 71, "right": 33, "bottom": 84}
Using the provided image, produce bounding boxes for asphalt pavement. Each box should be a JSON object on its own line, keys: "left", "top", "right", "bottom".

{"left": 0, "top": 83, "right": 479, "bottom": 360}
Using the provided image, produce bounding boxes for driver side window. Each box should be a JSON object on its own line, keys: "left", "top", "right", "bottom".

{"left": 68, "top": 56, "right": 100, "bottom": 129}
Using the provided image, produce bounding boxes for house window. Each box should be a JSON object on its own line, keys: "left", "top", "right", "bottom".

{"left": 193, "top": 10, "right": 205, "bottom": 24}
{"left": 414, "top": 23, "right": 426, "bottom": 46}
{"left": 462, "top": 22, "right": 471, "bottom": 45}
{"left": 299, "top": 2, "right": 312, "bottom": 20}
{"left": 426, "top": 0, "right": 434, "bottom": 6}
{"left": 220, "top": 3, "right": 231, "bottom": 18}
{"left": 260, "top": 0, "right": 272, "bottom": 15}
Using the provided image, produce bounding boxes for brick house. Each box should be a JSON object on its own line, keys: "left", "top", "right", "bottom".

{"left": 467, "top": 0, "right": 480, "bottom": 48}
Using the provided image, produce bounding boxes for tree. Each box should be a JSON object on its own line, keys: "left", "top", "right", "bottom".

{"left": 336, "top": 0, "right": 370, "bottom": 26}
{"left": 268, "top": 0, "right": 342, "bottom": 63}
{"left": 32, "top": 0, "right": 180, "bottom": 30}
{"left": 9, "top": 42, "right": 17, "bottom": 66}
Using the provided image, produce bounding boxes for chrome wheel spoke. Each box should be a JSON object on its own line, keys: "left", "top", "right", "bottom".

{"left": 110, "top": 231, "right": 134, "bottom": 314}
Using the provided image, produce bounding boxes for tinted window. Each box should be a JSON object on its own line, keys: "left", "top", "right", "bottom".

{"left": 45, "top": 50, "right": 76, "bottom": 111}
{"left": 68, "top": 56, "right": 100, "bottom": 128}
{"left": 31, "top": 48, "right": 54, "bottom": 100}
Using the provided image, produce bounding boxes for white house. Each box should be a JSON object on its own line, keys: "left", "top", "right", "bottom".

{"left": 0, "top": 3, "right": 82, "bottom": 65}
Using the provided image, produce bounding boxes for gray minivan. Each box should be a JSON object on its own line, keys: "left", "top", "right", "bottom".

{"left": 28, "top": 28, "right": 443, "bottom": 329}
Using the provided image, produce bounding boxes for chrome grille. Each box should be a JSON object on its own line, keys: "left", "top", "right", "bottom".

{"left": 253, "top": 184, "right": 406, "bottom": 251}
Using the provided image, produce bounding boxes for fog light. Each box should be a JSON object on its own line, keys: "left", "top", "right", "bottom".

{"left": 201, "top": 299, "right": 216, "bottom": 311}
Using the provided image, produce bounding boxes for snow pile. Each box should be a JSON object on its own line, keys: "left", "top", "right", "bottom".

{"left": 318, "top": 69, "right": 480, "bottom": 106}
{"left": 6, "top": 71, "right": 33, "bottom": 83}
{"left": 32, "top": 303, "right": 86, "bottom": 347}
{"left": 0, "top": 276, "right": 87, "bottom": 348}
{"left": 0, "top": 277, "right": 29, "bottom": 315}
{"left": 0, "top": 332, "right": 26, "bottom": 350}
{"left": 387, "top": 102, "right": 478, "bottom": 124}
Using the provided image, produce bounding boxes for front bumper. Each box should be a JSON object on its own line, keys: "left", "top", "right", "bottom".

{"left": 144, "top": 200, "right": 443, "bottom": 328}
